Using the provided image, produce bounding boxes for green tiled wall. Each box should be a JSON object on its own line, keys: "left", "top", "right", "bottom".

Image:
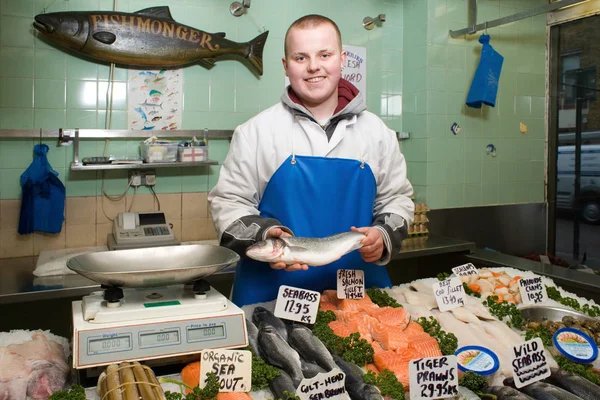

{"left": 0, "top": 0, "right": 404, "bottom": 199}
{"left": 403, "top": 0, "right": 547, "bottom": 208}
{"left": 0, "top": 0, "right": 548, "bottom": 210}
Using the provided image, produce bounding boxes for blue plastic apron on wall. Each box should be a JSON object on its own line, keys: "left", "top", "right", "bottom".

{"left": 231, "top": 154, "right": 392, "bottom": 307}
{"left": 466, "top": 34, "right": 504, "bottom": 108}
{"left": 19, "top": 144, "right": 66, "bottom": 235}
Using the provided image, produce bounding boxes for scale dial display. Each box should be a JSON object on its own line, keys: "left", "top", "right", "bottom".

{"left": 187, "top": 325, "right": 225, "bottom": 341}
{"left": 88, "top": 335, "right": 132, "bottom": 354}
{"left": 140, "top": 330, "right": 180, "bottom": 348}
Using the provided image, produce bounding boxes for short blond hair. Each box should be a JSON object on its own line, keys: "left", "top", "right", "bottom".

{"left": 284, "top": 14, "right": 342, "bottom": 57}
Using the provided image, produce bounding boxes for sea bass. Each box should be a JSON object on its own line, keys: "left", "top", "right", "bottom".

{"left": 252, "top": 306, "right": 288, "bottom": 341}
{"left": 246, "top": 231, "right": 365, "bottom": 266}
{"left": 547, "top": 368, "right": 600, "bottom": 400}
{"left": 33, "top": 6, "right": 268, "bottom": 75}
{"left": 257, "top": 325, "right": 304, "bottom": 386}
{"left": 287, "top": 324, "right": 337, "bottom": 371}
{"left": 504, "top": 378, "right": 584, "bottom": 400}
{"left": 485, "top": 386, "right": 535, "bottom": 399}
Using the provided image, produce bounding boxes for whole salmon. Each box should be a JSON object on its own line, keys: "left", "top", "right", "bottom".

{"left": 245, "top": 231, "right": 365, "bottom": 266}
{"left": 33, "top": 6, "right": 269, "bottom": 75}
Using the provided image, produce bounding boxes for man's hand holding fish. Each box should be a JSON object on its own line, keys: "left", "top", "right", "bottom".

{"left": 265, "top": 227, "right": 309, "bottom": 272}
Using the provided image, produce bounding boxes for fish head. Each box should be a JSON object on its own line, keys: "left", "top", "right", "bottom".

{"left": 245, "top": 238, "right": 287, "bottom": 263}
{"left": 34, "top": 12, "right": 88, "bottom": 51}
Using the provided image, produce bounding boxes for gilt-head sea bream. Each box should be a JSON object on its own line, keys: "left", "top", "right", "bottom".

{"left": 33, "top": 6, "right": 268, "bottom": 75}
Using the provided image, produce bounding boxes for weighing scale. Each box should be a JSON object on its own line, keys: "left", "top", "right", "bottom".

{"left": 67, "top": 244, "right": 248, "bottom": 370}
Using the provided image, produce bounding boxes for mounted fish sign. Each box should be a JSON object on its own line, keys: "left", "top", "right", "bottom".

{"left": 33, "top": 6, "right": 269, "bottom": 75}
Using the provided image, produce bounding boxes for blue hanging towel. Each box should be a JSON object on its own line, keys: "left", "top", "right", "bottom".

{"left": 466, "top": 34, "right": 504, "bottom": 108}
{"left": 18, "top": 144, "right": 66, "bottom": 235}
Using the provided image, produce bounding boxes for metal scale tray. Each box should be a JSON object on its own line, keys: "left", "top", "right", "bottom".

{"left": 67, "top": 244, "right": 239, "bottom": 288}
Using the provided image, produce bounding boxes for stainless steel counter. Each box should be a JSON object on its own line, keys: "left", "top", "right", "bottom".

{"left": 0, "top": 236, "right": 475, "bottom": 305}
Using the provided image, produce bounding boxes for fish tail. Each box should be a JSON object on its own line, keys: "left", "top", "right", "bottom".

{"left": 246, "top": 30, "right": 269, "bottom": 76}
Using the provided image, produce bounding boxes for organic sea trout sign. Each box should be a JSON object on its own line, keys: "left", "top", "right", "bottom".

{"left": 199, "top": 349, "right": 251, "bottom": 392}
{"left": 510, "top": 338, "right": 550, "bottom": 388}
{"left": 409, "top": 356, "right": 458, "bottom": 399}
{"left": 274, "top": 285, "right": 320, "bottom": 324}
{"left": 297, "top": 369, "right": 350, "bottom": 400}
{"left": 337, "top": 269, "right": 365, "bottom": 299}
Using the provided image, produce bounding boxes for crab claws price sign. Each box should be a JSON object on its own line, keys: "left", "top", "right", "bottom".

{"left": 274, "top": 285, "right": 320, "bottom": 324}
{"left": 409, "top": 356, "right": 458, "bottom": 399}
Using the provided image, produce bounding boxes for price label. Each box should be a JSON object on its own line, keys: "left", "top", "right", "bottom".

{"left": 510, "top": 338, "right": 550, "bottom": 388}
{"left": 540, "top": 255, "right": 551, "bottom": 265}
{"left": 409, "top": 356, "right": 458, "bottom": 399}
{"left": 274, "top": 285, "right": 320, "bottom": 324}
{"left": 432, "top": 277, "right": 466, "bottom": 312}
{"left": 297, "top": 369, "right": 350, "bottom": 400}
{"left": 336, "top": 269, "right": 365, "bottom": 299}
{"left": 518, "top": 277, "right": 546, "bottom": 305}
{"left": 200, "top": 349, "right": 251, "bottom": 392}
{"left": 451, "top": 263, "right": 478, "bottom": 277}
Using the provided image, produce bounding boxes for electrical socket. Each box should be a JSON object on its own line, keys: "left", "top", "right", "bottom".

{"left": 130, "top": 171, "right": 142, "bottom": 187}
{"left": 145, "top": 173, "right": 156, "bottom": 186}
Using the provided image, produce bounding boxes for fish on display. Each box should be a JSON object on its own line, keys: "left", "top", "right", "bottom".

{"left": 458, "top": 386, "right": 483, "bottom": 400}
{"left": 287, "top": 323, "right": 338, "bottom": 371}
{"left": 246, "top": 231, "right": 366, "bottom": 266}
{"left": 245, "top": 318, "right": 261, "bottom": 358}
{"left": 332, "top": 354, "right": 383, "bottom": 400}
{"left": 300, "top": 359, "right": 326, "bottom": 378}
{"left": 252, "top": 306, "right": 288, "bottom": 341}
{"left": 484, "top": 386, "right": 535, "bottom": 399}
{"left": 503, "top": 378, "right": 584, "bottom": 400}
{"left": 33, "top": 6, "right": 269, "bottom": 75}
{"left": 269, "top": 368, "right": 297, "bottom": 400}
{"left": 547, "top": 368, "right": 600, "bottom": 400}
{"left": 256, "top": 325, "right": 304, "bottom": 386}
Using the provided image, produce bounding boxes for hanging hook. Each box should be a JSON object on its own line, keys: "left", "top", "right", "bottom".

{"left": 39, "top": 128, "right": 42, "bottom": 145}
{"left": 484, "top": 21, "right": 488, "bottom": 35}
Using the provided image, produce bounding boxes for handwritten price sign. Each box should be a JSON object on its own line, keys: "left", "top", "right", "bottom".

{"left": 274, "top": 285, "right": 320, "bottom": 324}
{"left": 518, "top": 277, "right": 546, "bottom": 306}
{"left": 337, "top": 269, "right": 364, "bottom": 299}
{"left": 409, "top": 356, "right": 458, "bottom": 399}
{"left": 510, "top": 338, "right": 550, "bottom": 388}
{"left": 432, "top": 277, "right": 466, "bottom": 312}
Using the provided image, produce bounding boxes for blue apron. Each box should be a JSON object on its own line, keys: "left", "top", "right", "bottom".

{"left": 18, "top": 144, "right": 66, "bottom": 235}
{"left": 231, "top": 154, "right": 392, "bottom": 307}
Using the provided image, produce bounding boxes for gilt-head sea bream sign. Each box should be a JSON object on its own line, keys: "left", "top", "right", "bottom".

{"left": 33, "top": 6, "right": 268, "bottom": 75}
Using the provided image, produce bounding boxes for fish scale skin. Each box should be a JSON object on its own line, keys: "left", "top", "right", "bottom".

{"left": 256, "top": 326, "right": 304, "bottom": 386}
{"left": 548, "top": 368, "right": 600, "bottom": 400}
{"left": 287, "top": 324, "right": 337, "bottom": 371}
{"left": 248, "top": 231, "right": 365, "bottom": 266}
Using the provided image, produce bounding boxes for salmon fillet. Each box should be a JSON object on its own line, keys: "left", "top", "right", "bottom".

{"left": 408, "top": 335, "right": 442, "bottom": 358}
{"left": 366, "top": 363, "right": 379, "bottom": 374}
{"left": 319, "top": 301, "right": 338, "bottom": 311}
{"left": 337, "top": 294, "right": 377, "bottom": 311}
{"left": 404, "top": 321, "right": 425, "bottom": 334}
{"left": 373, "top": 351, "right": 410, "bottom": 387}
{"left": 367, "top": 306, "right": 411, "bottom": 329}
{"left": 217, "top": 393, "right": 252, "bottom": 399}
{"left": 370, "top": 323, "right": 413, "bottom": 350}
{"left": 328, "top": 321, "right": 355, "bottom": 338}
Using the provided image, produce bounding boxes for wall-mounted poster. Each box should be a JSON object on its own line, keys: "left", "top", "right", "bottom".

{"left": 342, "top": 45, "right": 366, "bottom": 95}
{"left": 127, "top": 69, "right": 183, "bottom": 130}
{"left": 284, "top": 45, "right": 367, "bottom": 96}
